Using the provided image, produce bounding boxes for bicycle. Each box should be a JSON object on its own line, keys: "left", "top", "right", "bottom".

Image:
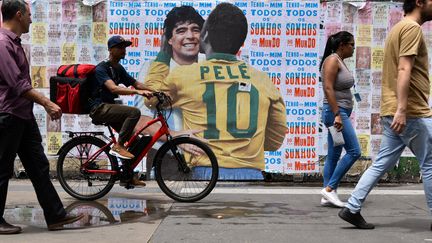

{"left": 56, "top": 92, "right": 219, "bottom": 202}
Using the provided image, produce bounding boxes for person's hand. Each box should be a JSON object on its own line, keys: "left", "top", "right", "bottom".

{"left": 179, "top": 143, "right": 205, "bottom": 156}
{"left": 171, "top": 129, "right": 207, "bottom": 156}
{"left": 390, "top": 111, "right": 406, "bottom": 134}
{"left": 136, "top": 89, "right": 153, "bottom": 98}
{"left": 45, "top": 101, "right": 62, "bottom": 120}
{"left": 334, "top": 114, "right": 343, "bottom": 132}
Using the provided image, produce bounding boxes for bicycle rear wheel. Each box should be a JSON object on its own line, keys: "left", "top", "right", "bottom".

{"left": 57, "top": 136, "right": 116, "bottom": 200}
{"left": 154, "top": 137, "right": 218, "bottom": 202}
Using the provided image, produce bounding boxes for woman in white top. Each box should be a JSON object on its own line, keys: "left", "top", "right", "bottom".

{"left": 320, "top": 31, "right": 361, "bottom": 207}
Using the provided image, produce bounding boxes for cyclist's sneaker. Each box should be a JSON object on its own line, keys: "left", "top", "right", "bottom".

{"left": 120, "top": 177, "right": 146, "bottom": 187}
{"left": 120, "top": 175, "right": 146, "bottom": 187}
{"left": 130, "top": 177, "right": 146, "bottom": 187}
{"left": 110, "top": 144, "right": 135, "bottom": 159}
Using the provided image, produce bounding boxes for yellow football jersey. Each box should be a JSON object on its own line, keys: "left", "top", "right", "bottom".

{"left": 143, "top": 52, "right": 171, "bottom": 92}
{"left": 148, "top": 53, "right": 287, "bottom": 170}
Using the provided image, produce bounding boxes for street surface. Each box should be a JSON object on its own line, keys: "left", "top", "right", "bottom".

{"left": 2, "top": 180, "right": 431, "bottom": 243}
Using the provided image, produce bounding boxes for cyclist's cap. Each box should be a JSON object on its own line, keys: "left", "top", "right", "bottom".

{"left": 108, "top": 35, "right": 132, "bottom": 49}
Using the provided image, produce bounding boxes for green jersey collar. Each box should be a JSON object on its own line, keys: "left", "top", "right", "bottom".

{"left": 207, "top": 53, "right": 238, "bottom": 61}
{"left": 155, "top": 51, "right": 171, "bottom": 65}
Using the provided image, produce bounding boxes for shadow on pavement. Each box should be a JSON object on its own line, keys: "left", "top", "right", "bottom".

{"left": 377, "top": 218, "right": 431, "bottom": 233}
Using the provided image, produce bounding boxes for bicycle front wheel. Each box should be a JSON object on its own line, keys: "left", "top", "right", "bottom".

{"left": 57, "top": 136, "right": 116, "bottom": 201}
{"left": 154, "top": 137, "right": 218, "bottom": 202}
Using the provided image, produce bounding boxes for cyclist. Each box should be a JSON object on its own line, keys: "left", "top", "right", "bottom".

{"left": 89, "top": 35, "right": 152, "bottom": 186}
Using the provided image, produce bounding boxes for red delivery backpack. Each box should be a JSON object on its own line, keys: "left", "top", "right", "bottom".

{"left": 50, "top": 64, "right": 96, "bottom": 114}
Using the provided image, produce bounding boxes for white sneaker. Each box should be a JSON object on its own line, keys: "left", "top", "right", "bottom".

{"left": 320, "top": 188, "right": 346, "bottom": 208}
{"left": 320, "top": 197, "right": 332, "bottom": 207}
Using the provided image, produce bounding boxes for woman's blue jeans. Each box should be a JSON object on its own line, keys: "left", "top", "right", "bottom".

{"left": 322, "top": 104, "right": 361, "bottom": 190}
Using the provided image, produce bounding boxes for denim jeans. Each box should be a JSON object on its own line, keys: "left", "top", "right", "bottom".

{"left": 347, "top": 116, "right": 432, "bottom": 214}
{"left": 322, "top": 104, "right": 361, "bottom": 190}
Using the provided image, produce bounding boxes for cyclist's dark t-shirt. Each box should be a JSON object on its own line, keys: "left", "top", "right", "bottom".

{"left": 90, "top": 60, "right": 135, "bottom": 109}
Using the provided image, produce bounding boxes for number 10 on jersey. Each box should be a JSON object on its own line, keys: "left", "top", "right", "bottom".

{"left": 202, "top": 82, "right": 259, "bottom": 139}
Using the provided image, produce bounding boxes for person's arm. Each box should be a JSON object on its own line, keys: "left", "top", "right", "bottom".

{"left": 264, "top": 95, "right": 287, "bottom": 151}
{"left": 322, "top": 56, "right": 342, "bottom": 130}
{"left": 133, "top": 80, "right": 149, "bottom": 90}
{"left": 0, "top": 42, "right": 61, "bottom": 120}
{"left": 264, "top": 73, "right": 287, "bottom": 150}
{"left": 145, "top": 52, "right": 171, "bottom": 89}
{"left": 96, "top": 64, "right": 151, "bottom": 97}
{"left": 22, "top": 89, "right": 62, "bottom": 120}
{"left": 144, "top": 64, "right": 178, "bottom": 109}
{"left": 131, "top": 81, "right": 153, "bottom": 98}
{"left": 144, "top": 33, "right": 171, "bottom": 91}
{"left": 390, "top": 24, "right": 422, "bottom": 134}
{"left": 390, "top": 55, "right": 414, "bottom": 134}
{"left": 103, "top": 79, "right": 140, "bottom": 95}
{"left": 131, "top": 77, "right": 154, "bottom": 98}
{"left": 143, "top": 52, "right": 171, "bottom": 108}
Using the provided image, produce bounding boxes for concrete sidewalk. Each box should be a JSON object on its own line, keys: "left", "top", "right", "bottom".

{"left": 1, "top": 180, "right": 431, "bottom": 243}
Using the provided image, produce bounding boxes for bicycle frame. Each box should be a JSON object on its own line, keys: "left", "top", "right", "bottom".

{"left": 82, "top": 108, "right": 171, "bottom": 175}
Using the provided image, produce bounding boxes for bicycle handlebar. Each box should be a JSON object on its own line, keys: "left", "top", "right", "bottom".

{"left": 152, "top": 92, "right": 171, "bottom": 104}
{"left": 151, "top": 92, "right": 172, "bottom": 116}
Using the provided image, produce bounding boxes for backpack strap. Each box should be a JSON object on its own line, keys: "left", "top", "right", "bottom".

{"left": 73, "top": 64, "right": 79, "bottom": 78}
{"left": 59, "top": 64, "right": 80, "bottom": 78}
{"left": 60, "top": 65, "right": 74, "bottom": 77}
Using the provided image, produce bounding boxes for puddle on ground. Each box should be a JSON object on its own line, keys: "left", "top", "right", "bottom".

{"left": 5, "top": 199, "right": 321, "bottom": 229}
{"left": 4, "top": 198, "right": 171, "bottom": 229}
{"left": 169, "top": 201, "right": 314, "bottom": 220}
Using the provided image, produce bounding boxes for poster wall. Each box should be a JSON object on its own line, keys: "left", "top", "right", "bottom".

{"left": 7, "top": 0, "right": 428, "bottom": 176}
{"left": 25, "top": 0, "right": 107, "bottom": 157}
{"left": 318, "top": 1, "right": 432, "bottom": 161}
{"left": 13, "top": 0, "right": 320, "bottom": 176}
{"left": 105, "top": 0, "right": 320, "bottom": 174}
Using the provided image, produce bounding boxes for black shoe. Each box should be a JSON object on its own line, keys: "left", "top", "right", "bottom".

{"left": 0, "top": 222, "right": 22, "bottom": 235}
{"left": 338, "top": 208, "right": 375, "bottom": 229}
{"left": 0, "top": 222, "right": 22, "bottom": 234}
{"left": 47, "top": 213, "right": 84, "bottom": 231}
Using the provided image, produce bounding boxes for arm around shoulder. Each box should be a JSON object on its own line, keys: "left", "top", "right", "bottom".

{"left": 145, "top": 65, "right": 178, "bottom": 109}
{"left": 264, "top": 95, "right": 287, "bottom": 151}
{"left": 143, "top": 52, "right": 171, "bottom": 108}
{"left": 145, "top": 62, "right": 170, "bottom": 89}
{"left": 263, "top": 74, "right": 287, "bottom": 151}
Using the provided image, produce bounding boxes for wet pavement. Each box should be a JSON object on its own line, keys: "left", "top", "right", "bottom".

{"left": 1, "top": 180, "right": 432, "bottom": 243}
{"left": 4, "top": 197, "right": 170, "bottom": 230}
